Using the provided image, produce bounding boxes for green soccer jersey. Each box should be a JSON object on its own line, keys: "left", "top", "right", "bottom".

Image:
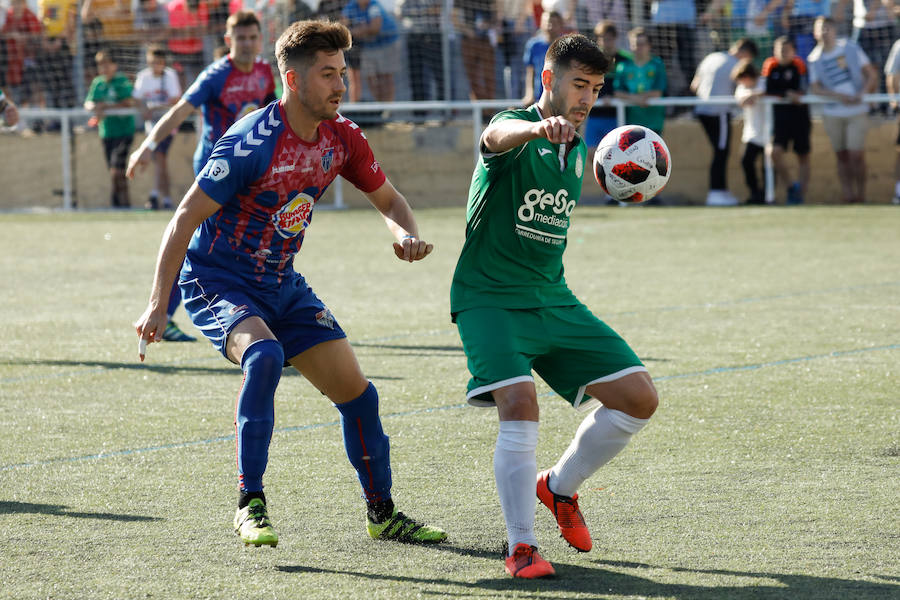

{"left": 86, "top": 73, "right": 135, "bottom": 139}
{"left": 450, "top": 106, "right": 587, "bottom": 316}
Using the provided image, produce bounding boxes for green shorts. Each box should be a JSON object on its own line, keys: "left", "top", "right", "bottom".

{"left": 455, "top": 304, "right": 646, "bottom": 411}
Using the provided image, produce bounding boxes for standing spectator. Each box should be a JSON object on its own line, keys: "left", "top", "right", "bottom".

{"left": 834, "top": 0, "right": 896, "bottom": 94}
{"left": 884, "top": 37, "right": 900, "bottom": 204}
{"left": 691, "top": 38, "right": 758, "bottom": 206}
{"left": 2, "top": 0, "right": 43, "bottom": 108}
{"left": 397, "top": 0, "right": 445, "bottom": 108}
{"left": 808, "top": 16, "right": 877, "bottom": 203}
{"left": 132, "top": 45, "right": 181, "bottom": 210}
{"left": 648, "top": 0, "right": 696, "bottom": 97}
{"left": 614, "top": 27, "right": 666, "bottom": 135}
{"left": 37, "top": 0, "right": 76, "bottom": 111}
{"left": 84, "top": 50, "right": 135, "bottom": 208}
{"left": 496, "top": 0, "right": 531, "bottom": 99}
{"left": 521, "top": 10, "right": 564, "bottom": 106}
{"left": 341, "top": 0, "right": 401, "bottom": 102}
{"left": 584, "top": 20, "right": 631, "bottom": 150}
{"left": 455, "top": 0, "right": 498, "bottom": 102}
{"left": 762, "top": 35, "right": 811, "bottom": 204}
{"left": 541, "top": 0, "right": 574, "bottom": 27}
{"left": 732, "top": 59, "right": 767, "bottom": 204}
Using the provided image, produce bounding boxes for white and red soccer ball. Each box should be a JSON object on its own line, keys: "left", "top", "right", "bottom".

{"left": 593, "top": 125, "right": 671, "bottom": 204}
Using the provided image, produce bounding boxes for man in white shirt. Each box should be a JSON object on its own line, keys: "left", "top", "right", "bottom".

{"left": 691, "top": 38, "right": 758, "bottom": 206}
{"left": 807, "top": 16, "right": 877, "bottom": 204}
{"left": 132, "top": 45, "right": 182, "bottom": 210}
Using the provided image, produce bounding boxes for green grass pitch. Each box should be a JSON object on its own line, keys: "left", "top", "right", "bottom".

{"left": 0, "top": 206, "right": 898, "bottom": 599}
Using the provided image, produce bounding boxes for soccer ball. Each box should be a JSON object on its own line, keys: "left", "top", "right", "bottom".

{"left": 593, "top": 125, "right": 671, "bottom": 204}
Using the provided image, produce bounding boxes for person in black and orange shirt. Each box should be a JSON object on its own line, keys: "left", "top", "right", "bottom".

{"left": 762, "top": 35, "right": 811, "bottom": 204}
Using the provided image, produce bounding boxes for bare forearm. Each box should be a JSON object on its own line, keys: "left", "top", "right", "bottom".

{"left": 482, "top": 119, "right": 539, "bottom": 154}
{"left": 380, "top": 195, "right": 419, "bottom": 241}
{"left": 142, "top": 100, "right": 193, "bottom": 147}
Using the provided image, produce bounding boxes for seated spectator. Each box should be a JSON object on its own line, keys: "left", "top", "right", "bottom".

{"left": 521, "top": 10, "right": 564, "bottom": 106}
{"left": 807, "top": 16, "right": 877, "bottom": 203}
{"left": 692, "top": 38, "right": 758, "bottom": 206}
{"left": 614, "top": 27, "right": 666, "bottom": 135}
{"left": 732, "top": 59, "right": 767, "bottom": 204}
{"left": 584, "top": 20, "right": 632, "bottom": 149}
{"left": 342, "top": 0, "right": 401, "bottom": 102}
{"left": 755, "top": 0, "right": 829, "bottom": 59}
{"left": 762, "top": 35, "right": 811, "bottom": 204}
{"left": 84, "top": 50, "right": 135, "bottom": 208}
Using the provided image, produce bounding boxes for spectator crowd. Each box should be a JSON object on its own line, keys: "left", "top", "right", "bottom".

{"left": 2, "top": 0, "right": 900, "bottom": 204}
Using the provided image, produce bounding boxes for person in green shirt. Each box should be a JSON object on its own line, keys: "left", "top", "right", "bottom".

{"left": 450, "top": 33, "right": 659, "bottom": 579}
{"left": 614, "top": 27, "right": 667, "bottom": 134}
{"left": 84, "top": 50, "right": 136, "bottom": 208}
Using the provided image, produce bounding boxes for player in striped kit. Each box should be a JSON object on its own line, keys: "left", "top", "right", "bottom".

{"left": 134, "top": 19, "right": 446, "bottom": 548}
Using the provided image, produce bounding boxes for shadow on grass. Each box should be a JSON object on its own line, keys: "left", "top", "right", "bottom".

{"left": 0, "top": 501, "right": 161, "bottom": 522}
{"left": 4, "top": 357, "right": 403, "bottom": 381}
{"left": 276, "top": 555, "right": 900, "bottom": 599}
{"left": 352, "top": 343, "right": 464, "bottom": 356}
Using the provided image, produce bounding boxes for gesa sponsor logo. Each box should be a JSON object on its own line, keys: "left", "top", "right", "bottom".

{"left": 517, "top": 188, "right": 575, "bottom": 224}
{"left": 273, "top": 192, "right": 314, "bottom": 238}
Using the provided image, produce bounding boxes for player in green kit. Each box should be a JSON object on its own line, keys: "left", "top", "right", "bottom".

{"left": 450, "top": 33, "right": 659, "bottom": 579}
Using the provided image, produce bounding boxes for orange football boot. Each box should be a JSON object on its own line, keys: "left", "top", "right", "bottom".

{"left": 536, "top": 469, "right": 592, "bottom": 552}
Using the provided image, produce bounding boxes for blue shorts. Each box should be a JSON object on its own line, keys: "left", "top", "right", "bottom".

{"left": 180, "top": 271, "right": 346, "bottom": 363}
{"left": 153, "top": 134, "right": 174, "bottom": 155}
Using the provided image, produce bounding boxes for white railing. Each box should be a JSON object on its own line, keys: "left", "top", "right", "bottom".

{"left": 14, "top": 93, "right": 897, "bottom": 210}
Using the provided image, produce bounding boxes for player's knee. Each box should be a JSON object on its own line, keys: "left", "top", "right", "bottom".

{"left": 628, "top": 376, "right": 659, "bottom": 419}
{"left": 495, "top": 393, "right": 540, "bottom": 421}
{"left": 242, "top": 339, "right": 285, "bottom": 380}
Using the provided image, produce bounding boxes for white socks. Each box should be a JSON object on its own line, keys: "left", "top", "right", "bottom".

{"left": 549, "top": 407, "right": 649, "bottom": 498}
{"left": 494, "top": 420, "right": 539, "bottom": 553}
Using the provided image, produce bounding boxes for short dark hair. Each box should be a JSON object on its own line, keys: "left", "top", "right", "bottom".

{"left": 275, "top": 19, "right": 352, "bottom": 74}
{"left": 773, "top": 35, "right": 793, "bottom": 50}
{"left": 730, "top": 37, "right": 759, "bottom": 58}
{"left": 95, "top": 50, "right": 115, "bottom": 65}
{"left": 546, "top": 33, "right": 609, "bottom": 76}
{"left": 594, "top": 20, "right": 616, "bottom": 38}
{"left": 731, "top": 58, "right": 758, "bottom": 81}
{"left": 146, "top": 44, "right": 167, "bottom": 60}
{"left": 226, "top": 10, "right": 261, "bottom": 35}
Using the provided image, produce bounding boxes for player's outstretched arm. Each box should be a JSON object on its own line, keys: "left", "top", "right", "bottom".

{"left": 482, "top": 115, "right": 577, "bottom": 154}
{"left": 134, "top": 183, "right": 220, "bottom": 359}
{"left": 365, "top": 179, "right": 433, "bottom": 263}
{"left": 126, "top": 99, "right": 196, "bottom": 179}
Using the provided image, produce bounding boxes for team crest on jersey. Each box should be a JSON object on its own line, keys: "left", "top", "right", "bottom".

{"left": 315, "top": 308, "right": 335, "bottom": 329}
{"left": 321, "top": 148, "right": 334, "bottom": 172}
{"left": 273, "top": 191, "right": 314, "bottom": 238}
